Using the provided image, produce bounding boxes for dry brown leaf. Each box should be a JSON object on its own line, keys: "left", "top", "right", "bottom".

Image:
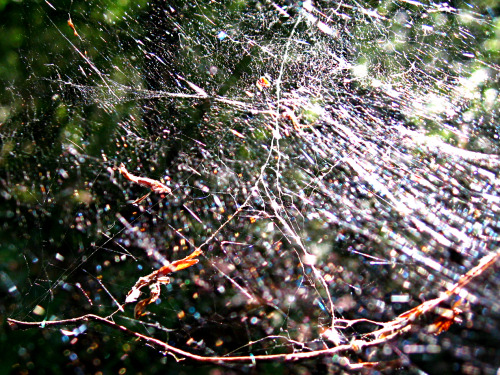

{"left": 126, "top": 249, "right": 203, "bottom": 318}
{"left": 118, "top": 163, "right": 171, "bottom": 195}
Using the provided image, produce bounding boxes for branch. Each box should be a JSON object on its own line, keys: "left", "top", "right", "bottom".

{"left": 7, "top": 313, "right": 401, "bottom": 364}
{"left": 7, "top": 249, "right": 498, "bottom": 366}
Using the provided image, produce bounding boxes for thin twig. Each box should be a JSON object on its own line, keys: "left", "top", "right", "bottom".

{"left": 8, "top": 249, "right": 498, "bottom": 365}
{"left": 6, "top": 313, "right": 397, "bottom": 363}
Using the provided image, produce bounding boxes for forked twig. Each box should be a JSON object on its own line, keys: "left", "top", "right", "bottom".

{"left": 8, "top": 249, "right": 498, "bottom": 368}
{"left": 366, "top": 249, "right": 500, "bottom": 340}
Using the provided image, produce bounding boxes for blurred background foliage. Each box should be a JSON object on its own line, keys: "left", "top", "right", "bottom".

{"left": 0, "top": 0, "right": 499, "bottom": 374}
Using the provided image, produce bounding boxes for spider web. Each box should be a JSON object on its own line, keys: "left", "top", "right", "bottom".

{"left": 1, "top": 0, "right": 499, "bottom": 373}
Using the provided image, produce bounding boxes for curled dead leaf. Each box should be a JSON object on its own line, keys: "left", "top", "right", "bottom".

{"left": 126, "top": 249, "right": 202, "bottom": 318}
